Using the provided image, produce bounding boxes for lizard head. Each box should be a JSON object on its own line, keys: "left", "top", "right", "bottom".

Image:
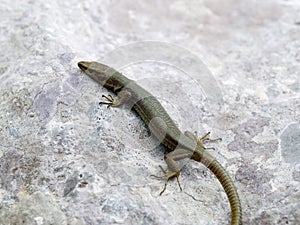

{"left": 78, "top": 61, "right": 113, "bottom": 86}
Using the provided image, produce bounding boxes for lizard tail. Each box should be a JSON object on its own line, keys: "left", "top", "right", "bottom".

{"left": 207, "top": 160, "right": 242, "bottom": 225}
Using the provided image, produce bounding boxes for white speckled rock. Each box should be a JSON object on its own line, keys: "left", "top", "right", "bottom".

{"left": 0, "top": 0, "right": 299, "bottom": 224}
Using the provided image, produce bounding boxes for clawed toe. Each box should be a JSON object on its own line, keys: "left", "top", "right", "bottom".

{"left": 151, "top": 166, "right": 182, "bottom": 195}
{"left": 197, "top": 132, "right": 222, "bottom": 149}
{"left": 99, "top": 94, "right": 116, "bottom": 108}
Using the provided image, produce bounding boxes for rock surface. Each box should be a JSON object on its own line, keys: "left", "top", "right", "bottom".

{"left": 0, "top": 0, "right": 299, "bottom": 224}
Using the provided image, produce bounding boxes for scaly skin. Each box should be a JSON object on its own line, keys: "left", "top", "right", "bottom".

{"left": 78, "top": 61, "right": 242, "bottom": 225}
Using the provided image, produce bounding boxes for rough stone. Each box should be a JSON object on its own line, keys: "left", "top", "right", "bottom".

{"left": 0, "top": 0, "right": 299, "bottom": 224}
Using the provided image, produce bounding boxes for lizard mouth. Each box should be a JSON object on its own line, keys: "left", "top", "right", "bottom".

{"left": 78, "top": 61, "right": 91, "bottom": 72}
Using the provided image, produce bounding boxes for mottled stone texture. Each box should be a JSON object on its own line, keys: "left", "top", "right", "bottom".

{"left": 0, "top": 0, "right": 299, "bottom": 225}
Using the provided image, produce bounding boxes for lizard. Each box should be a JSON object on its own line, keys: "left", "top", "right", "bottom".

{"left": 78, "top": 61, "right": 243, "bottom": 225}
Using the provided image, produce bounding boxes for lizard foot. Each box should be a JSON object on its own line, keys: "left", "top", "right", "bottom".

{"left": 99, "top": 94, "right": 118, "bottom": 108}
{"left": 196, "top": 131, "right": 222, "bottom": 150}
{"left": 184, "top": 131, "right": 221, "bottom": 149}
{"left": 151, "top": 166, "right": 182, "bottom": 195}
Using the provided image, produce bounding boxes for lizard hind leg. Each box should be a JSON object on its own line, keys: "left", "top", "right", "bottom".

{"left": 197, "top": 132, "right": 222, "bottom": 150}
{"left": 151, "top": 148, "right": 193, "bottom": 195}
{"left": 151, "top": 165, "right": 181, "bottom": 195}
{"left": 152, "top": 148, "right": 193, "bottom": 195}
{"left": 185, "top": 131, "right": 222, "bottom": 150}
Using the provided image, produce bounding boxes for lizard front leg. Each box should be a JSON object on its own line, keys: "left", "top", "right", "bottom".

{"left": 99, "top": 89, "right": 132, "bottom": 108}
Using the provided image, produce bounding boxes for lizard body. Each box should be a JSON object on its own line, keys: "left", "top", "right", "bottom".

{"left": 78, "top": 61, "right": 242, "bottom": 225}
